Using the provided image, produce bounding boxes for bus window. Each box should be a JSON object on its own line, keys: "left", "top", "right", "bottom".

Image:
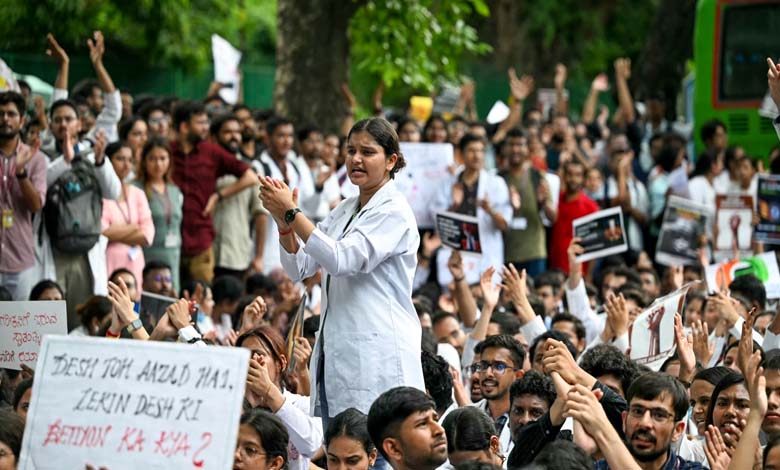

{"left": 719, "top": 3, "right": 780, "bottom": 101}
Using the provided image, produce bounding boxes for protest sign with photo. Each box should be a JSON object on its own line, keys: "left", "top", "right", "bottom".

{"left": 0, "top": 301, "right": 66, "bottom": 370}
{"left": 756, "top": 174, "right": 780, "bottom": 244}
{"left": 397, "top": 142, "right": 455, "bottom": 228}
{"left": 630, "top": 285, "right": 690, "bottom": 371}
{"left": 705, "top": 251, "right": 780, "bottom": 299}
{"left": 19, "top": 336, "right": 249, "bottom": 470}
{"left": 436, "top": 211, "right": 482, "bottom": 254}
{"left": 572, "top": 206, "right": 627, "bottom": 262}
{"left": 655, "top": 196, "right": 709, "bottom": 267}
{"left": 714, "top": 194, "right": 754, "bottom": 261}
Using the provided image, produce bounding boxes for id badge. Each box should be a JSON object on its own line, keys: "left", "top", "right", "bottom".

{"left": 164, "top": 232, "right": 179, "bottom": 248}
{"left": 510, "top": 217, "right": 528, "bottom": 230}
{"left": 128, "top": 246, "right": 140, "bottom": 261}
{"left": 1, "top": 209, "right": 13, "bottom": 228}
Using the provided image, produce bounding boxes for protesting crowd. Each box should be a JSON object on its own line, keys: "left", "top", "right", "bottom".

{"left": 4, "top": 29, "right": 780, "bottom": 470}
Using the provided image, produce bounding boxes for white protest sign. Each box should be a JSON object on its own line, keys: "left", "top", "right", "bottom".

{"left": 486, "top": 100, "right": 511, "bottom": 124}
{"left": 630, "top": 286, "right": 690, "bottom": 371}
{"left": 0, "top": 301, "right": 66, "bottom": 370}
{"left": 397, "top": 142, "right": 454, "bottom": 228}
{"left": 211, "top": 34, "right": 241, "bottom": 105}
{"left": 19, "top": 336, "right": 249, "bottom": 470}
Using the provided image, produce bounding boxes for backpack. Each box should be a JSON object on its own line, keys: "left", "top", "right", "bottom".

{"left": 44, "top": 157, "right": 103, "bottom": 253}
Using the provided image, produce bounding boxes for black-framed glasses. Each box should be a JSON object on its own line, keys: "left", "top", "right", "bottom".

{"left": 628, "top": 405, "right": 674, "bottom": 424}
{"left": 237, "top": 444, "right": 266, "bottom": 459}
{"left": 469, "top": 361, "right": 517, "bottom": 375}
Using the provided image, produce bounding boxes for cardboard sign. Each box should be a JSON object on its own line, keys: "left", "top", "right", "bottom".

{"left": 0, "top": 301, "right": 66, "bottom": 370}
{"left": 19, "top": 336, "right": 249, "bottom": 470}
{"left": 756, "top": 175, "right": 780, "bottom": 244}
{"left": 572, "top": 207, "right": 627, "bottom": 262}
{"left": 714, "top": 194, "right": 754, "bottom": 261}
{"left": 630, "top": 286, "right": 690, "bottom": 370}
{"left": 436, "top": 211, "right": 482, "bottom": 254}
{"left": 705, "top": 251, "right": 780, "bottom": 299}
{"left": 211, "top": 34, "right": 241, "bottom": 105}
{"left": 397, "top": 143, "right": 455, "bottom": 228}
{"left": 655, "top": 196, "right": 709, "bottom": 267}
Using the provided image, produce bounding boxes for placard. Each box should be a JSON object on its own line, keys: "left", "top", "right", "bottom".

{"left": 436, "top": 211, "right": 482, "bottom": 254}
{"left": 0, "top": 301, "right": 66, "bottom": 370}
{"left": 572, "top": 206, "right": 627, "bottom": 262}
{"left": 655, "top": 196, "right": 709, "bottom": 267}
{"left": 756, "top": 174, "right": 780, "bottom": 244}
{"left": 19, "top": 336, "right": 249, "bottom": 470}
{"left": 714, "top": 194, "right": 754, "bottom": 261}
{"left": 630, "top": 285, "right": 689, "bottom": 371}
{"left": 705, "top": 251, "right": 780, "bottom": 298}
{"left": 397, "top": 143, "right": 455, "bottom": 228}
{"left": 211, "top": 34, "right": 241, "bottom": 105}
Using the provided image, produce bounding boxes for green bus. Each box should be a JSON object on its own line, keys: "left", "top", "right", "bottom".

{"left": 693, "top": 0, "right": 780, "bottom": 159}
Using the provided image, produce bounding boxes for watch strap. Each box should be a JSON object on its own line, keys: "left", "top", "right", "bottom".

{"left": 126, "top": 318, "right": 143, "bottom": 333}
{"left": 285, "top": 207, "right": 302, "bottom": 224}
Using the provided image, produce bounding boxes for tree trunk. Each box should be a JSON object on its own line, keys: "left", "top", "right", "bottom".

{"left": 635, "top": 0, "right": 697, "bottom": 115}
{"left": 274, "top": 0, "right": 363, "bottom": 134}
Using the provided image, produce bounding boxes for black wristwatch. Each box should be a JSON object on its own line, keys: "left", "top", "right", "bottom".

{"left": 15, "top": 168, "right": 28, "bottom": 179}
{"left": 284, "top": 207, "right": 302, "bottom": 224}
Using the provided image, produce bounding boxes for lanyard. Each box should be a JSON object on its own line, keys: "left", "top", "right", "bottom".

{"left": 115, "top": 185, "right": 132, "bottom": 224}
{"left": 154, "top": 186, "right": 173, "bottom": 227}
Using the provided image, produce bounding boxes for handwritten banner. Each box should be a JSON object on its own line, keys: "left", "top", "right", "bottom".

{"left": 19, "top": 336, "right": 249, "bottom": 470}
{"left": 0, "top": 301, "right": 66, "bottom": 370}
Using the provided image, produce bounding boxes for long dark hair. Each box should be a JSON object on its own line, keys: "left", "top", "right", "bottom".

{"left": 705, "top": 371, "right": 745, "bottom": 428}
{"left": 441, "top": 406, "right": 495, "bottom": 454}
{"left": 325, "top": 408, "right": 376, "bottom": 455}
{"left": 240, "top": 408, "right": 289, "bottom": 470}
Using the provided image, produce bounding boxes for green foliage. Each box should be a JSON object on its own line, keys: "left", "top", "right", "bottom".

{"left": 350, "top": 0, "right": 492, "bottom": 92}
{"left": 521, "top": 0, "right": 658, "bottom": 80}
{"left": 0, "top": 0, "right": 276, "bottom": 69}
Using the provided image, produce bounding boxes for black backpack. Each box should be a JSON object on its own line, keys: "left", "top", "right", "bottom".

{"left": 44, "top": 157, "right": 103, "bottom": 253}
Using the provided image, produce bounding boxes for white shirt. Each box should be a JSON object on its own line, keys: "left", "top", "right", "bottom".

{"left": 280, "top": 179, "right": 425, "bottom": 416}
{"left": 261, "top": 151, "right": 314, "bottom": 273}
{"left": 432, "top": 168, "right": 512, "bottom": 286}
{"left": 472, "top": 399, "right": 512, "bottom": 456}
{"left": 687, "top": 175, "right": 718, "bottom": 236}
{"left": 606, "top": 175, "right": 649, "bottom": 252}
{"left": 276, "top": 390, "right": 324, "bottom": 470}
{"left": 33, "top": 142, "right": 121, "bottom": 296}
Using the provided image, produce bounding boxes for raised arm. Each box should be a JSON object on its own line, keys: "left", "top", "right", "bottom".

{"left": 492, "top": 68, "right": 534, "bottom": 144}
{"left": 46, "top": 33, "right": 69, "bottom": 92}
{"left": 87, "top": 31, "right": 116, "bottom": 94}
{"left": 554, "top": 63, "right": 569, "bottom": 116}
{"left": 340, "top": 83, "right": 357, "bottom": 137}
{"left": 582, "top": 74, "right": 608, "bottom": 125}
{"left": 448, "top": 250, "right": 478, "bottom": 328}
{"left": 613, "top": 58, "right": 636, "bottom": 124}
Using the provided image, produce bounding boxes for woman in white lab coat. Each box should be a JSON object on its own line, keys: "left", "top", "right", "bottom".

{"left": 259, "top": 118, "right": 425, "bottom": 425}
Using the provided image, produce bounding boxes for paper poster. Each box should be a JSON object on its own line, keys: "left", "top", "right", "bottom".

{"left": 211, "top": 34, "right": 241, "bottom": 105}
{"left": 705, "top": 251, "right": 780, "bottom": 298}
{"left": 409, "top": 96, "right": 433, "bottom": 123}
{"left": 0, "top": 301, "right": 66, "bottom": 370}
{"left": 285, "top": 294, "right": 307, "bottom": 374}
{"left": 756, "top": 175, "right": 780, "bottom": 244}
{"left": 397, "top": 142, "right": 455, "bottom": 228}
{"left": 536, "top": 88, "right": 568, "bottom": 118}
{"left": 432, "top": 83, "right": 461, "bottom": 116}
{"left": 541, "top": 172, "right": 560, "bottom": 227}
{"left": 0, "top": 58, "right": 20, "bottom": 92}
{"left": 715, "top": 194, "right": 754, "bottom": 261}
{"left": 655, "top": 196, "right": 709, "bottom": 267}
{"left": 436, "top": 211, "right": 482, "bottom": 254}
{"left": 486, "top": 101, "right": 511, "bottom": 124}
{"left": 572, "top": 207, "right": 627, "bottom": 262}
{"left": 19, "top": 336, "right": 249, "bottom": 470}
{"left": 630, "top": 286, "right": 689, "bottom": 371}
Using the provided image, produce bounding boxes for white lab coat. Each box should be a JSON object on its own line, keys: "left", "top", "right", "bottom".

{"left": 473, "top": 399, "right": 513, "bottom": 456}
{"left": 260, "top": 151, "right": 315, "bottom": 274}
{"left": 32, "top": 142, "right": 121, "bottom": 296}
{"left": 432, "top": 168, "right": 511, "bottom": 285}
{"left": 280, "top": 179, "right": 425, "bottom": 416}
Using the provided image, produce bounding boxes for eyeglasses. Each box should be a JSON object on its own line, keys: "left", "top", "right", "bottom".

{"left": 628, "top": 405, "right": 674, "bottom": 424}
{"left": 154, "top": 274, "right": 172, "bottom": 283}
{"left": 0, "top": 111, "right": 20, "bottom": 118}
{"left": 236, "top": 444, "right": 266, "bottom": 459}
{"left": 469, "top": 361, "right": 518, "bottom": 375}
